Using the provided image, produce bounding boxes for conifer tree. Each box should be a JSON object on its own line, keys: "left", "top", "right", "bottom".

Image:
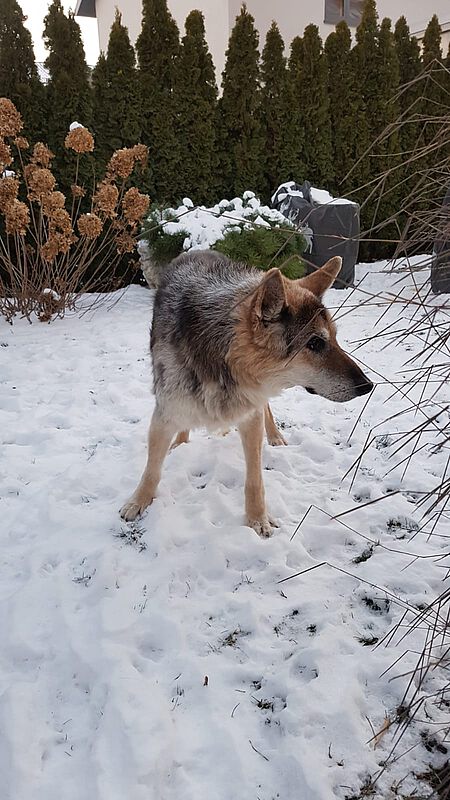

{"left": 136, "top": 0, "right": 180, "bottom": 201}
{"left": 394, "top": 16, "right": 421, "bottom": 150}
{"left": 421, "top": 14, "right": 447, "bottom": 164}
{"left": 353, "top": 0, "right": 385, "bottom": 256}
{"left": 393, "top": 16, "right": 422, "bottom": 213}
{"left": 298, "top": 25, "right": 333, "bottom": 187}
{"left": 44, "top": 0, "right": 93, "bottom": 191}
{"left": 422, "top": 14, "right": 443, "bottom": 64}
{"left": 287, "top": 36, "right": 307, "bottom": 182}
{"left": 91, "top": 53, "right": 109, "bottom": 172}
{"left": 375, "top": 17, "right": 400, "bottom": 257}
{"left": 260, "top": 22, "right": 303, "bottom": 198}
{"left": 0, "top": 0, "right": 46, "bottom": 141}
{"left": 354, "top": 0, "right": 381, "bottom": 138}
{"left": 324, "top": 21, "right": 369, "bottom": 197}
{"left": 174, "top": 10, "right": 217, "bottom": 204}
{"left": 289, "top": 36, "right": 304, "bottom": 77}
{"left": 216, "top": 5, "right": 264, "bottom": 198}
{"left": 92, "top": 11, "right": 141, "bottom": 175}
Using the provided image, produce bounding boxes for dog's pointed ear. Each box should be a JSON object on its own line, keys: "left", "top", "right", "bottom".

{"left": 253, "top": 268, "right": 286, "bottom": 323}
{"left": 297, "top": 256, "right": 342, "bottom": 298}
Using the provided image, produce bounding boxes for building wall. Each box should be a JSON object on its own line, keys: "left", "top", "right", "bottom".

{"left": 95, "top": 0, "right": 229, "bottom": 81}
{"left": 93, "top": 0, "right": 450, "bottom": 82}
{"left": 229, "top": 0, "right": 450, "bottom": 50}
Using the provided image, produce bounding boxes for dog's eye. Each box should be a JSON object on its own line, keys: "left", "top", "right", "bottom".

{"left": 306, "top": 336, "right": 326, "bottom": 353}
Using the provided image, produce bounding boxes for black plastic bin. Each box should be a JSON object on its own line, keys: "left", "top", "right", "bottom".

{"left": 272, "top": 181, "right": 360, "bottom": 289}
{"left": 431, "top": 185, "right": 450, "bottom": 294}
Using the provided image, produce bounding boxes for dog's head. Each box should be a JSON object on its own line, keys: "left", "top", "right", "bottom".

{"left": 245, "top": 257, "right": 373, "bottom": 403}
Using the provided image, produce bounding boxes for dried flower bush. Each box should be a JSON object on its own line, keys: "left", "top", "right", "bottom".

{"left": 0, "top": 98, "right": 149, "bottom": 322}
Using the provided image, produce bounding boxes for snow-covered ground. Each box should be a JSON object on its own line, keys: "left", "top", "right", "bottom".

{"left": 1, "top": 258, "right": 449, "bottom": 799}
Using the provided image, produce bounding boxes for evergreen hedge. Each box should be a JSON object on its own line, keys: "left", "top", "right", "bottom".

{"left": 0, "top": 0, "right": 448, "bottom": 262}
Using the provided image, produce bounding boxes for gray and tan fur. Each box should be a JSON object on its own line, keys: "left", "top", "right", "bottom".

{"left": 120, "top": 250, "right": 372, "bottom": 536}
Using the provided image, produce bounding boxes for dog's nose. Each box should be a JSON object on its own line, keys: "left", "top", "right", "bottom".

{"left": 355, "top": 380, "right": 373, "bottom": 396}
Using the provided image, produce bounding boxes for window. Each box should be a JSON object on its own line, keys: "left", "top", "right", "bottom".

{"left": 324, "top": 0, "right": 363, "bottom": 27}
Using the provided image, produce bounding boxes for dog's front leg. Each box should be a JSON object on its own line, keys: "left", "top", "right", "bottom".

{"left": 238, "top": 410, "right": 277, "bottom": 537}
{"left": 120, "top": 410, "right": 176, "bottom": 522}
{"left": 264, "top": 404, "right": 287, "bottom": 446}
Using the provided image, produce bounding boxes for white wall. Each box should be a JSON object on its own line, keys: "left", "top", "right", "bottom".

{"left": 229, "top": 0, "right": 450, "bottom": 50}
{"left": 96, "top": 0, "right": 229, "bottom": 81}
{"left": 228, "top": 0, "right": 336, "bottom": 50}
{"left": 94, "top": 0, "right": 450, "bottom": 81}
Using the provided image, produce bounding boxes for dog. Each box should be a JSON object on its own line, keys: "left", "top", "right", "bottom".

{"left": 120, "top": 250, "right": 373, "bottom": 536}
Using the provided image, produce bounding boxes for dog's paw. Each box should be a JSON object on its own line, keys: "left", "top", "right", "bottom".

{"left": 267, "top": 430, "right": 287, "bottom": 447}
{"left": 119, "top": 496, "right": 153, "bottom": 522}
{"left": 247, "top": 514, "right": 279, "bottom": 538}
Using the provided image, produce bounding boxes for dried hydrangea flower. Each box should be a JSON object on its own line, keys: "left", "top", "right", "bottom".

{"left": 27, "top": 167, "right": 56, "bottom": 200}
{"left": 122, "top": 187, "right": 150, "bottom": 222}
{"left": 48, "top": 208, "right": 73, "bottom": 236}
{"left": 107, "top": 148, "right": 135, "bottom": 180}
{"left": 71, "top": 183, "right": 85, "bottom": 198}
{"left": 41, "top": 228, "right": 76, "bottom": 261}
{"left": 116, "top": 230, "right": 135, "bottom": 254}
{"left": 0, "top": 175, "right": 19, "bottom": 211}
{"left": 32, "top": 142, "right": 54, "bottom": 167}
{"left": 78, "top": 212, "right": 103, "bottom": 239}
{"left": 93, "top": 181, "right": 118, "bottom": 217}
{"left": 0, "top": 138, "right": 13, "bottom": 169}
{"left": 0, "top": 99, "right": 23, "bottom": 137}
{"left": 4, "top": 199, "right": 29, "bottom": 235}
{"left": 65, "top": 126, "right": 94, "bottom": 154}
{"left": 53, "top": 231, "right": 76, "bottom": 254}
{"left": 41, "top": 191, "right": 66, "bottom": 218}
{"left": 14, "top": 136, "right": 29, "bottom": 150}
{"left": 40, "top": 238, "right": 60, "bottom": 262}
{"left": 131, "top": 143, "right": 148, "bottom": 168}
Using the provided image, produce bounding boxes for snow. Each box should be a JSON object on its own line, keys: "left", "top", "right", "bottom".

{"left": 310, "top": 187, "right": 355, "bottom": 206}
{"left": 42, "top": 288, "right": 61, "bottom": 301}
{"left": 272, "top": 182, "right": 357, "bottom": 207}
{"left": 147, "top": 194, "right": 300, "bottom": 254}
{"left": 1, "top": 257, "right": 449, "bottom": 799}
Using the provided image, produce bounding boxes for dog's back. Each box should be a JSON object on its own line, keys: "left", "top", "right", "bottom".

{"left": 151, "top": 250, "right": 261, "bottom": 426}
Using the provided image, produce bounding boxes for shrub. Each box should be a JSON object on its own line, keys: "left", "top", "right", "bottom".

{"left": 140, "top": 193, "right": 307, "bottom": 284}
{"left": 214, "top": 226, "right": 305, "bottom": 278}
{"left": 0, "top": 98, "right": 149, "bottom": 322}
{"left": 143, "top": 206, "right": 190, "bottom": 265}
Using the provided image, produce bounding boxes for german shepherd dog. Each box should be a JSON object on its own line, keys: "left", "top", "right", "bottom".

{"left": 120, "top": 251, "right": 372, "bottom": 536}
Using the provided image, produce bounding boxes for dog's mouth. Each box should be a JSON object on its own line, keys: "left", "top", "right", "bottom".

{"left": 305, "top": 387, "right": 317, "bottom": 395}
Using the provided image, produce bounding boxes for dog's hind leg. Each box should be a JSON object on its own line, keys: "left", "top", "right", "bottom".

{"left": 264, "top": 404, "right": 287, "bottom": 447}
{"left": 239, "top": 410, "right": 278, "bottom": 538}
{"left": 171, "top": 430, "right": 190, "bottom": 449}
{"left": 120, "top": 410, "right": 176, "bottom": 521}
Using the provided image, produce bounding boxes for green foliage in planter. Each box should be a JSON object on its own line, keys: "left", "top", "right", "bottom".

{"left": 141, "top": 198, "right": 307, "bottom": 277}
{"left": 214, "top": 226, "right": 306, "bottom": 278}
{"left": 142, "top": 207, "right": 189, "bottom": 265}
